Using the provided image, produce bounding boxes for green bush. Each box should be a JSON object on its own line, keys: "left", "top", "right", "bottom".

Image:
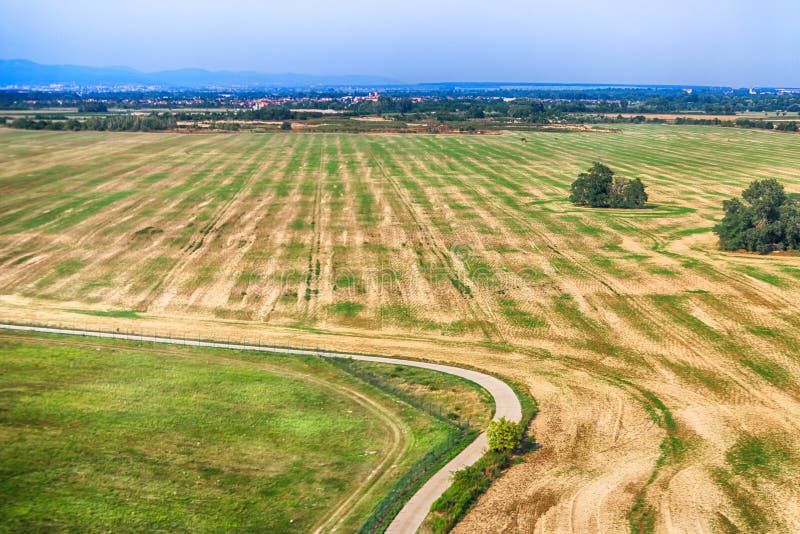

{"left": 428, "top": 450, "right": 511, "bottom": 533}
{"left": 487, "top": 417, "right": 524, "bottom": 452}
{"left": 421, "top": 379, "right": 538, "bottom": 533}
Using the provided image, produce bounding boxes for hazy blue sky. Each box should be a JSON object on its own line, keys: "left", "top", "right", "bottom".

{"left": 2, "top": 0, "right": 798, "bottom": 86}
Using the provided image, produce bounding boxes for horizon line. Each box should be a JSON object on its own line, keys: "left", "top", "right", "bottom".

{"left": 2, "top": 58, "right": 798, "bottom": 90}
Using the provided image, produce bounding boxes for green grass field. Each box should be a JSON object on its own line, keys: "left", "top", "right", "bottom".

{"left": 341, "top": 360, "right": 495, "bottom": 431}
{"left": 0, "top": 331, "right": 487, "bottom": 532}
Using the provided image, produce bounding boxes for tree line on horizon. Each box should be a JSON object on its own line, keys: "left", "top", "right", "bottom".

{"left": 7, "top": 113, "right": 177, "bottom": 132}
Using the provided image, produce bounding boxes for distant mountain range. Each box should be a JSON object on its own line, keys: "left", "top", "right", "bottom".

{"left": 0, "top": 59, "right": 400, "bottom": 89}
{"left": 2, "top": 59, "right": 771, "bottom": 93}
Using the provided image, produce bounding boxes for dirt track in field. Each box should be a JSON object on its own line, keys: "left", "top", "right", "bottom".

{"left": 2, "top": 126, "right": 800, "bottom": 532}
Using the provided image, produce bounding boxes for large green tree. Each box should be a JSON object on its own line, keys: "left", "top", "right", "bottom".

{"left": 714, "top": 179, "right": 800, "bottom": 254}
{"left": 609, "top": 177, "right": 648, "bottom": 208}
{"left": 780, "top": 198, "right": 800, "bottom": 249}
{"left": 570, "top": 162, "right": 614, "bottom": 207}
{"left": 715, "top": 197, "right": 751, "bottom": 250}
{"left": 570, "top": 162, "right": 648, "bottom": 208}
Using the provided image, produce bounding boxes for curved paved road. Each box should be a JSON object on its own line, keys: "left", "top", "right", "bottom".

{"left": 0, "top": 323, "right": 522, "bottom": 534}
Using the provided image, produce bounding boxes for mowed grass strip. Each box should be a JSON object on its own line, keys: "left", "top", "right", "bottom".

{"left": 341, "top": 360, "right": 495, "bottom": 431}
{"left": 0, "top": 332, "right": 451, "bottom": 532}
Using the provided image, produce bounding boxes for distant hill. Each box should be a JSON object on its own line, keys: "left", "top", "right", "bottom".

{"left": 0, "top": 59, "right": 399, "bottom": 89}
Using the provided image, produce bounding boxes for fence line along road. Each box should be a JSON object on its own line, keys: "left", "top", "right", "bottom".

{"left": 0, "top": 323, "right": 523, "bottom": 534}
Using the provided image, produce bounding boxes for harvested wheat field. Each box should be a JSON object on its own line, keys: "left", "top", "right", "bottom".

{"left": 2, "top": 124, "right": 800, "bottom": 532}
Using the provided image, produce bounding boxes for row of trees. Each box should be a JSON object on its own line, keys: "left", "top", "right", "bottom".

{"left": 4, "top": 87, "right": 800, "bottom": 113}
{"left": 9, "top": 113, "right": 177, "bottom": 132}
{"left": 715, "top": 179, "right": 800, "bottom": 254}
{"left": 674, "top": 116, "right": 799, "bottom": 132}
{"left": 77, "top": 102, "right": 108, "bottom": 113}
{"left": 569, "top": 162, "right": 648, "bottom": 208}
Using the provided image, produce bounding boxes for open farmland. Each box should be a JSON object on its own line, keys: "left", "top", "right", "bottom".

{"left": 2, "top": 124, "right": 800, "bottom": 532}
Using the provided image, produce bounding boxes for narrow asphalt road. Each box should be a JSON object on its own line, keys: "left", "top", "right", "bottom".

{"left": 0, "top": 323, "right": 523, "bottom": 534}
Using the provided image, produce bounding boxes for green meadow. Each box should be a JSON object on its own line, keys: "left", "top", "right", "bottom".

{"left": 0, "top": 331, "right": 487, "bottom": 532}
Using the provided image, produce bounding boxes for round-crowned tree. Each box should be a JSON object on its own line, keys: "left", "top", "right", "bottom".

{"left": 714, "top": 178, "right": 800, "bottom": 254}
{"left": 487, "top": 417, "right": 524, "bottom": 452}
{"left": 570, "top": 162, "right": 648, "bottom": 208}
